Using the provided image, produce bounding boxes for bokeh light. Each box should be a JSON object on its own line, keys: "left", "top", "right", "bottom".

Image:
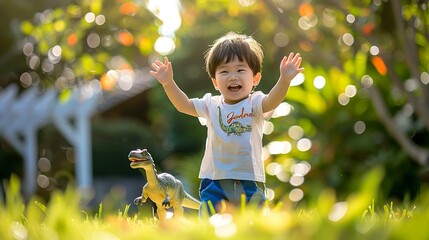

{"left": 209, "top": 213, "right": 237, "bottom": 238}
{"left": 313, "top": 75, "right": 326, "bottom": 89}
{"left": 361, "top": 75, "right": 374, "bottom": 88}
{"left": 267, "top": 141, "right": 292, "bottom": 155}
{"left": 20, "top": 72, "right": 32, "bottom": 87}
{"left": 41, "top": 59, "right": 54, "bottom": 73}
{"left": 87, "top": 33, "right": 101, "bottom": 48}
{"left": 263, "top": 121, "right": 274, "bottom": 135}
{"left": 28, "top": 55, "right": 40, "bottom": 70}
{"left": 84, "top": 12, "right": 95, "bottom": 23}
{"left": 95, "top": 15, "right": 106, "bottom": 25}
{"left": 298, "top": 15, "right": 318, "bottom": 30}
{"left": 274, "top": 32, "right": 289, "bottom": 47}
{"left": 292, "top": 161, "right": 311, "bottom": 176}
{"left": 238, "top": 0, "right": 256, "bottom": 7}
{"left": 290, "top": 175, "right": 304, "bottom": 187}
{"left": 118, "top": 69, "right": 135, "bottom": 91}
{"left": 81, "top": 79, "right": 102, "bottom": 99}
{"left": 67, "top": 33, "right": 78, "bottom": 47}
{"left": 345, "top": 85, "right": 357, "bottom": 98}
{"left": 338, "top": 93, "right": 350, "bottom": 106}
{"left": 288, "top": 125, "right": 304, "bottom": 140}
{"left": 37, "top": 174, "right": 49, "bottom": 188}
{"left": 420, "top": 72, "right": 429, "bottom": 84}
{"left": 146, "top": 0, "right": 181, "bottom": 55}
{"left": 371, "top": 56, "right": 387, "bottom": 76}
{"left": 404, "top": 78, "right": 418, "bottom": 92}
{"left": 48, "top": 45, "right": 62, "bottom": 64}
{"left": 154, "top": 37, "right": 175, "bottom": 55}
{"left": 322, "top": 8, "right": 336, "bottom": 28}
{"left": 342, "top": 33, "right": 354, "bottom": 46}
{"left": 266, "top": 162, "right": 282, "bottom": 176}
{"left": 9, "top": 222, "right": 27, "bottom": 240}
{"left": 402, "top": 104, "right": 414, "bottom": 117}
{"left": 119, "top": 2, "right": 139, "bottom": 16}
{"left": 290, "top": 73, "right": 305, "bottom": 86}
{"left": 265, "top": 188, "right": 275, "bottom": 201}
{"left": 297, "top": 138, "right": 312, "bottom": 152}
{"left": 370, "top": 45, "right": 380, "bottom": 55}
{"left": 38, "top": 157, "right": 51, "bottom": 172}
{"left": 272, "top": 102, "right": 292, "bottom": 118}
{"left": 289, "top": 188, "right": 304, "bottom": 202}
{"left": 22, "top": 42, "right": 34, "bottom": 56}
{"left": 117, "top": 30, "right": 134, "bottom": 46}
{"left": 346, "top": 14, "right": 355, "bottom": 24}
{"left": 276, "top": 170, "right": 290, "bottom": 182}
{"left": 328, "top": 202, "right": 348, "bottom": 222}
{"left": 354, "top": 121, "right": 366, "bottom": 134}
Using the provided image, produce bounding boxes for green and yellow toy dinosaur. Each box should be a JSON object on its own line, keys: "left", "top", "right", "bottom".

{"left": 128, "top": 149, "right": 201, "bottom": 222}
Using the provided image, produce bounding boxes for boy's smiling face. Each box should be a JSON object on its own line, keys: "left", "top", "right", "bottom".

{"left": 212, "top": 57, "right": 261, "bottom": 105}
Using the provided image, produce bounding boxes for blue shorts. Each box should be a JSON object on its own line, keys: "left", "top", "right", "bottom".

{"left": 199, "top": 178, "right": 266, "bottom": 216}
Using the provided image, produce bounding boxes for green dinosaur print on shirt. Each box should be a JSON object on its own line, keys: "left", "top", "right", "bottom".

{"left": 218, "top": 106, "right": 252, "bottom": 136}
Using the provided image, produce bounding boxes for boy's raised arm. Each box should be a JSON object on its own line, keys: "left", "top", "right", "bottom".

{"left": 150, "top": 57, "right": 198, "bottom": 117}
{"left": 262, "top": 53, "right": 304, "bottom": 113}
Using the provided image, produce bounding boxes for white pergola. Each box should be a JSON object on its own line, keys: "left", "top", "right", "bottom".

{"left": 0, "top": 70, "right": 154, "bottom": 200}
{"left": 0, "top": 84, "right": 100, "bottom": 199}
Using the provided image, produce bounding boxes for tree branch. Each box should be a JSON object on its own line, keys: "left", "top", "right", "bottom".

{"left": 391, "top": 0, "right": 429, "bottom": 124}
{"left": 368, "top": 83, "right": 428, "bottom": 166}
{"left": 383, "top": 55, "right": 429, "bottom": 131}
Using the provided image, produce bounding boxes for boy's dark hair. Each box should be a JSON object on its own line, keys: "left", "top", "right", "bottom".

{"left": 204, "top": 32, "right": 264, "bottom": 79}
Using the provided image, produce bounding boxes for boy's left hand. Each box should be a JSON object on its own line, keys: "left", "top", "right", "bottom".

{"left": 280, "top": 52, "right": 304, "bottom": 81}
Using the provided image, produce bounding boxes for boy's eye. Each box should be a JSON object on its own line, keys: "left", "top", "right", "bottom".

{"left": 238, "top": 69, "right": 246, "bottom": 72}
{"left": 219, "top": 71, "right": 228, "bottom": 74}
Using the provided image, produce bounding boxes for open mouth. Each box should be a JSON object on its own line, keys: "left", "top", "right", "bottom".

{"left": 228, "top": 84, "right": 242, "bottom": 91}
{"left": 129, "top": 157, "right": 149, "bottom": 163}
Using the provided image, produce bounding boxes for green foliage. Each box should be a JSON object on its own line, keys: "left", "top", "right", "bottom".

{"left": 1, "top": 170, "right": 429, "bottom": 239}
{"left": 17, "top": 0, "right": 159, "bottom": 90}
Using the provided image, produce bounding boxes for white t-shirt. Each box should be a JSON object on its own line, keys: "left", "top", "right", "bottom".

{"left": 191, "top": 91, "right": 270, "bottom": 183}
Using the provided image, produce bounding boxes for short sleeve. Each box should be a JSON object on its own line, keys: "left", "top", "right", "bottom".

{"left": 191, "top": 93, "right": 211, "bottom": 118}
{"left": 191, "top": 93, "right": 213, "bottom": 126}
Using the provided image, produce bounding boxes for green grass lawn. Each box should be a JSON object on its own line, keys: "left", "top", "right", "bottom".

{"left": 1, "top": 168, "right": 429, "bottom": 240}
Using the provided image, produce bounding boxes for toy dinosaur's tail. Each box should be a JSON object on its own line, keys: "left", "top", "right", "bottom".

{"left": 182, "top": 192, "right": 201, "bottom": 210}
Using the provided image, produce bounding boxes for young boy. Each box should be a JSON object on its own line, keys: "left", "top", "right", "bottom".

{"left": 149, "top": 32, "right": 303, "bottom": 215}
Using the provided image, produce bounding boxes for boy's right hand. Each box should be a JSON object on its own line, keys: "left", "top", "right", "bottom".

{"left": 149, "top": 56, "right": 174, "bottom": 86}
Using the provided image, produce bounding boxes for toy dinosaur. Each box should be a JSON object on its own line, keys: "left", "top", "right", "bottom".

{"left": 128, "top": 148, "right": 201, "bottom": 222}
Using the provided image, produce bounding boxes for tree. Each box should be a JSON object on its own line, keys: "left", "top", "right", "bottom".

{"left": 170, "top": 0, "right": 429, "bottom": 202}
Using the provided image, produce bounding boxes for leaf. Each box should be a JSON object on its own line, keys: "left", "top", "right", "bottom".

{"left": 344, "top": 58, "right": 354, "bottom": 76}
{"left": 59, "top": 89, "right": 72, "bottom": 103}
{"left": 317, "top": 188, "right": 336, "bottom": 217}
{"left": 66, "top": 5, "right": 82, "bottom": 18}
{"left": 329, "top": 67, "right": 351, "bottom": 96}
{"left": 89, "top": 0, "right": 102, "bottom": 14}
{"left": 34, "top": 201, "right": 47, "bottom": 213}
{"left": 354, "top": 50, "right": 367, "bottom": 79}
{"left": 20, "top": 20, "right": 34, "bottom": 35}
{"left": 287, "top": 86, "right": 326, "bottom": 114}
{"left": 415, "top": 32, "right": 427, "bottom": 47}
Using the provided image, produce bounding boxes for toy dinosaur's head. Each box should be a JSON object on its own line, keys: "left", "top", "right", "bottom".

{"left": 128, "top": 149, "right": 154, "bottom": 169}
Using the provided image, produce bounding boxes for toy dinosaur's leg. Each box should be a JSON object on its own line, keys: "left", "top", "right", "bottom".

{"left": 172, "top": 202, "right": 184, "bottom": 218}
{"left": 156, "top": 204, "right": 167, "bottom": 223}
